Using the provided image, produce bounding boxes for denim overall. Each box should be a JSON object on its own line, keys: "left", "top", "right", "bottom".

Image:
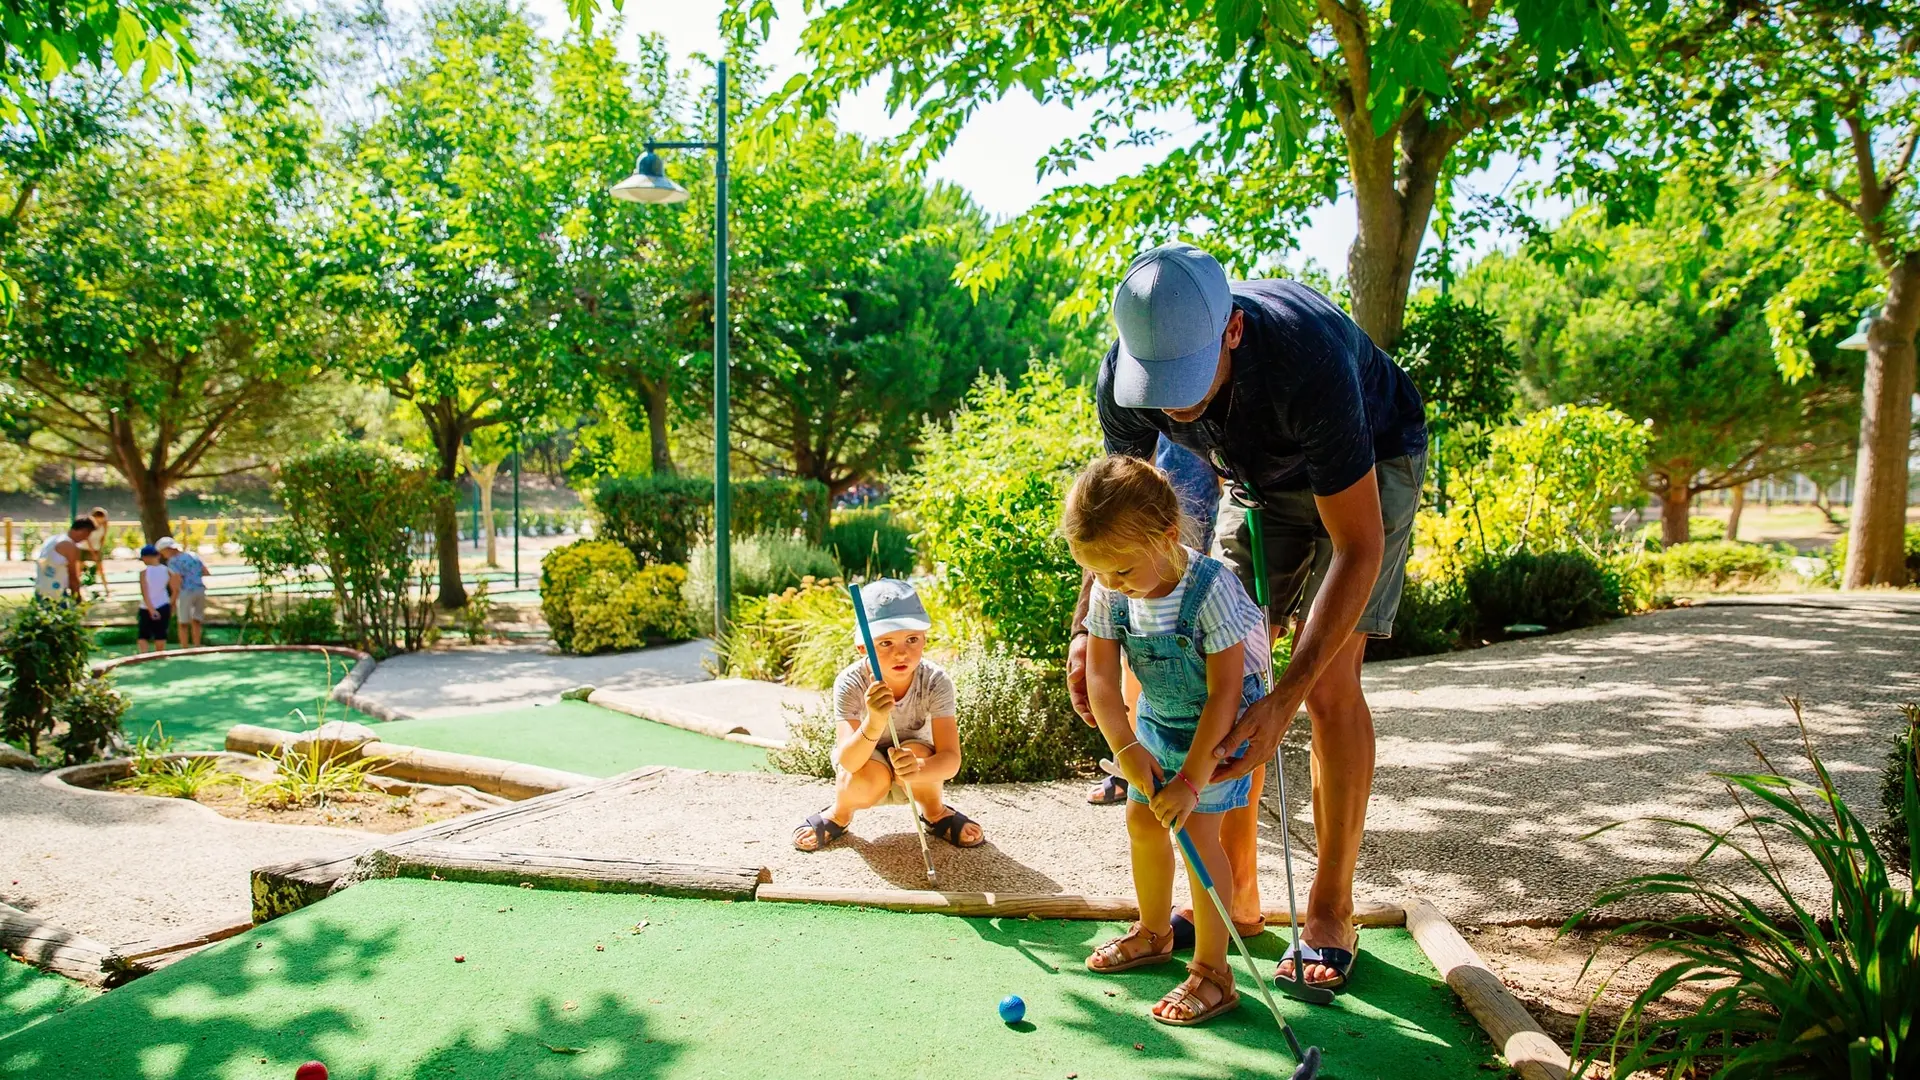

{"left": 1110, "top": 554, "right": 1263, "bottom": 814}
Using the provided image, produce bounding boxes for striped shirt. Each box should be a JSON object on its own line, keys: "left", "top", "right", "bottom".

{"left": 1087, "top": 548, "right": 1271, "bottom": 683}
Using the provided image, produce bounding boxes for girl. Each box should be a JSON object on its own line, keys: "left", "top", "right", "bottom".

{"left": 1063, "top": 455, "right": 1271, "bottom": 1027}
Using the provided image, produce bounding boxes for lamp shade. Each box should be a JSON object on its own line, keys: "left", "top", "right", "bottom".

{"left": 1838, "top": 306, "right": 1880, "bottom": 352}
{"left": 611, "top": 150, "right": 689, "bottom": 204}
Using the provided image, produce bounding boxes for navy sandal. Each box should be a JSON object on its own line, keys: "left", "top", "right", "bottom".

{"left": 921, "top": 808, "right": 986, "bottom": 848}
{"left": 793, "top": 810, "right": 848, "bottom": 852}
{"left": 1276, "top": 941, "right": 1358, "bottom": 992}
{"left": 1088, "top": 774, "right": 1129, "bottom": 805}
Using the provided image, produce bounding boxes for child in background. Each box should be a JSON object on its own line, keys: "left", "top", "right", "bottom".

{"left": 135, "top": 544, "right": 178, "bottom": 654}
{"left": 791, "top": 578, "right": 986, "bottom": 853}
{"left": 1063, "top": 455, "right": 1273, "bottom": 1027}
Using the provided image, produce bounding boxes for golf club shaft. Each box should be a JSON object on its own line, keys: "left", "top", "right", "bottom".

{"left": 1172, "top": 826, "right": 1307, "bottom": 1062}
{"left": 849, "top": 583, "right": 937, "bottom": 882}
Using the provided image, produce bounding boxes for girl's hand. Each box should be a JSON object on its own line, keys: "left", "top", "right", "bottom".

{"left": 862, "top": 680, "right": 895, "bottom": 737}
{"left": 1149, "top": 774, "right": 1200, "bottom": 833}
{"left": 1116, "top": 743, "right": 1163, "bottom": 794}
{"left": 887, "top": 745, "right": 922, "bottom": 778}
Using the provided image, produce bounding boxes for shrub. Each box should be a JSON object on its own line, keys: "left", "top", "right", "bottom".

{"left": 248, "top": 743, "right": 378, "bottom": 808}
{"left": 1635, "top": 515, "right": 1727, "bottom": 551}
{"left": 270, "top": 443, "right": 443, "bottom": 658}
{"left": 1655, "top": 540, "right": 1785, "bottom": 590}
{"left": 1461, "top": 549, "right": 1625, "bottom": 638}
{"left": 826, "top": 507, "right": 916, "bottom": 579}
{"left": 768, "top": 645, "right": 1103, "bottom": 782}
{"left": 456, "top": 579, "right": 495, "bottom": 644}
{"left": 50, "top": 674, "right": 129, "bottom": 765}
{"left": 0, "top": 598, "right": 92, "bottom": 757}
{"left": 1364, "top": 576, "right": 1467, "bottom": 661}
{"left": 275, "top": 598, "right": 340, "bottom": 645}
{"left": 1572, "top": 699, "right": 1917, "bottom": 1080}
{"left": 567, "top": 565, "right": 696, "bottom": 655}
{"left": 1875, "top": 704, "right": 1918, "bottom": 871}
{"left": 117, "top": 729, "right": 236, "bottom": 799}
{"left": 686, "top": 533, "right": 843, "bottom": 634}
{"left": 1819, "top": 524, "right": 1920, "bottom": 588}
{"left": 715, "top": 577, "right": 992, "bottom": 690}
{"left": 592, "top": 476, "right": 833, "bottom": 566}
{"left": 889, "top": 367, "right": 1100, "bottom": 662}
{"left": 540, "top": 540, "right": 638, "bottom": 653}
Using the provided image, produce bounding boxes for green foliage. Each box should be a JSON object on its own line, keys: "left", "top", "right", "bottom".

{"left": 273, "top": 443, "right": 442, "bottom": 658}
{"left": 1462, "top": 550, "right": 1632, "bottom": 638}
{"left": 0, "top": 598, "right": 92, "bottom": 757}
{"left": 826, "top": 508, "right": 916, "bottom": 579}
{"left": 1571, "top": 700, "right": 1918, "bottom": 1080}
{"left": 1655, "top": 540, "right": 1787, "bottom": 591}
{"left": 116, "top": 731, "right": 237, "bottom": 800}
{"left": 715, "top": 577, "right": 989, "bottom": 691}
{"left": 889, "top": 367, "right": 1099, "bottom": 662}
{"left": 274, "top": 599, "right": 340, "bottom": 646}
{"left": 455, "top": 580, "right": 494, "bottom": 645}
{"left": 566, "top": 565, "right": 696, "bottom": 655}
{"left": 1364, "top": 577, "right": 1467, "bottom": 661}
{"left": 768, "top": 646, "right": 1102, "bottom": 783}
{"left": 686, "top": 534, "right": 842, "bottom": 635}
{"left": 1396, "top": 295, "right": 1519, "bottom": 436}
{"left": 247, "top": 742, "right": 378, "bottom": 809}
{"left": 590, "top": 476, "right": 832, "bottom": 566}
{"left": 1820, "top": 527, "right": 1920, "bottom": 589}
{"left": 732, "top": 479, "right": 832, "bottom": 546}
{"left": 539, "top": 539, "right": 638, "bottom": 653}
{"left": 50, "top": 674, "right": 129, "bottom": 766}
{"left": 1875, "top": 705, "right": 1918, "bottom": 872}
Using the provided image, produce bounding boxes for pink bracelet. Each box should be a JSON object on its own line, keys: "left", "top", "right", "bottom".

{"left": 1177, "top": 773, "right": 1200, "bottom": 799}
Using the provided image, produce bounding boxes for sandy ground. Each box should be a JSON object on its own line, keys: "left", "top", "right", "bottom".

{"left": 0, "top": 769, "right": 362, "bottom": 945}
{"left": 355, "top": 639, "right": 717, "bottom": 718}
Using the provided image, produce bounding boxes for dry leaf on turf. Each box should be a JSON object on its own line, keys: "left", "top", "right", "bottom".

{"left": 540, "top": 1043, "right": 584, "bottom": 1055}
{"left": 563, "top": 1001, "right": 577, "bottom": 1011}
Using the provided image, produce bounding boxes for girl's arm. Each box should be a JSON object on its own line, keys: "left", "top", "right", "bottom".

{"left": 832, "top": 680, "right": 894, "bottom": 773}
{"left": 1148, "top": 642, "right": 1246, "bottom": 830}
{"left": 1087, "top": 635, "right": 1160, "bottom": 790}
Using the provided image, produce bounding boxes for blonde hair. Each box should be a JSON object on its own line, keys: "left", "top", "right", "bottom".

{"left": 1061, "top": 456, "right": 1190, "bottom": 575}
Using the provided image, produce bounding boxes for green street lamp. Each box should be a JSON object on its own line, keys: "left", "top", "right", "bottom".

{"left": 1837, "top": 306, "right": 1878, "bottom": 352}
{"left": 612, "top": 59, "right": 731, "bottom": 639}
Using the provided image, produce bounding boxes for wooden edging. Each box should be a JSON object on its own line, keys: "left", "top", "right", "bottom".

{"left": 755, "top": 886, "right": 1406, "bottom": 927}
{"left": 586, "top": 689, "right": 790, "bottom": 749}
{"left": 101, "top": 920, "right": 252, "bottom": 979}
{"left": 1405, "top": 897, "right": 1571, "bottom": 1080}
{"left": 0, "top": 902, "right": 115, "bottom": 987}
{"left": 359, "top": 841, "right": 767, "bottom": 900}
{"left": 223, "top": 724, "right": 595, "bottom": 802}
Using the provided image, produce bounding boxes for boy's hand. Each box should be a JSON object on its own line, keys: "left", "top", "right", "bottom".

{"left": 861, "top": 680, "right": 895, "bottom": 738}
{"left": 1149, "top": 774, "right": 1200, "bottom": 833}
{"left": 887, "top": 745, "right": 922, "bottom": 777}
{"left": 1115, "top": 743, "right": 1163, "bottom": 795}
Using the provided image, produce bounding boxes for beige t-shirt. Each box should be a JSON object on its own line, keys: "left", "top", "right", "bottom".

{"left": 833, "top": 658, "right": 956, "bottom": 751}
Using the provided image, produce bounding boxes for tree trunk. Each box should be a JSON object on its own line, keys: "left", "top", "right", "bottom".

{"left": 1343, "top": 117, "right": 1449, "bottom": 350}
{"left": 421, "top": 400, "right": 469, "bottom": 609}
{"left": 1726, "top": 484, "right": 1746, "bottom": 542}
{"left": 105, "top": 418, "right": 173, "bottom": 543}
{"left": 477, "top": 462, "right": 499, "bottom": 568}
{"left": 643, "top": 377, "right": 675, "bottom": 476}
{"left": 1661, "top": 482, "right": 1693, "bottom": 547}
{"left": 1842, "top": 254, "right": 1919, "bottom": 588}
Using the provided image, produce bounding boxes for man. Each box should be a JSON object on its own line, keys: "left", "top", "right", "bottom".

{"left": 157, "top": 537, "right": 209, "bottom": 647}
{"left": 1066, "top": 242, "right": 1426, "bottom": 991}
{"left": 33, "top": 518, "right": 98, "bottom": 602}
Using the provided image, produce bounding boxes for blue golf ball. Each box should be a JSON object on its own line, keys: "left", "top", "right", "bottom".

{"left": 998, "top": 995, "right": 1026, "bottom": 1024}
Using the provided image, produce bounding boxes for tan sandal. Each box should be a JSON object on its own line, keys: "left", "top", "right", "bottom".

{"left": 1151, "top": 960, "right": 1240, "bottom": 1027}
{"left": 1086, "top": 921, "right": 1175, "bottom": 973}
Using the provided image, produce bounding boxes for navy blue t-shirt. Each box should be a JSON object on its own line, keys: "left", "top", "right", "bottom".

{"left": 1097, "top": 280, "right": 1427, "bottom": 499}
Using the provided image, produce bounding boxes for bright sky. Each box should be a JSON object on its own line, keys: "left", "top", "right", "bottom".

{"left": 514, "top": 0, "right": 1560, "bottom": 286}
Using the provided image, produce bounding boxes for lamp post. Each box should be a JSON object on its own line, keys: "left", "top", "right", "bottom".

{"left": 612, "top": 60, "right": 731, "bottom": 638}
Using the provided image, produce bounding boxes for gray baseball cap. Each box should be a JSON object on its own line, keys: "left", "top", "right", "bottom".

{"left": 853, "top": 578, "right": 931, "bottom": 644}
{"left": 1110, "top": 242, "right": 1233, "bottom": 409}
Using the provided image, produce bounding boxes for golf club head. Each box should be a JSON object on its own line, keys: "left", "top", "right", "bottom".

{"left": 1275, "top": 974, "right": 1336, "bottom": 1006}
{"left": 1288, "top": 1046, "right": 1322, "bottom": 1080}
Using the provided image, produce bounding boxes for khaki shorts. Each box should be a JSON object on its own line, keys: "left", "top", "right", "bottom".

{"left": 1213, "top": 453, "right": 1426, "bottom": 638}
{"left": 175, "top": 590, "right": 207, "bottom": 623}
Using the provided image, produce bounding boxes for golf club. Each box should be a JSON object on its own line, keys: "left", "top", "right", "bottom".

{"left": 848, "top": 582, "right": 937, "bottom": 885}
{"left": 1098, "top": 757, "right": 1323, "bottom": 1080}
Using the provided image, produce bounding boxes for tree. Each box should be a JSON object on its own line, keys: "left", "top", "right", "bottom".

{"left": 460, "top": 425, "right": 513, "bottom": 567}
{"left": 742, "top": 0, "right": 1741, "bottom": 349}
{"left": 1594, "top": 0, "right": 1917, "bottom": 583}
{"left": 1460, "top": 193, "right": 1864, "bottom": 545}
{"left": 713, "top": 122, "right": 1088, "bottom": 494}
{"left": 1395, "top": 294, "right": 1518, "bottom": 510}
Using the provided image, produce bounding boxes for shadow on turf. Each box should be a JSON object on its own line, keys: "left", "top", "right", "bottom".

{"left": 0, "top": 913, "right": 685, "bottom": 1080}
{"left": 839, "top": 830, "right": 1065, "bottom": 893}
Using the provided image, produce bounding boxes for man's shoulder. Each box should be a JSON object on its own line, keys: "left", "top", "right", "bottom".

{"left": 1231, "top": 279, "right": 1349, "bottom": 335}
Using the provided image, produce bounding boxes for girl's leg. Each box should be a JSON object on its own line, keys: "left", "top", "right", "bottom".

{"left": 1128, "top": 798, "right": 1176, "bottom": 936}
{"left": 899, "top": 744, "right": 982, "bottom": 845}
{"left": 1156, "top": 811, "right": 1237, "bottom": 1022}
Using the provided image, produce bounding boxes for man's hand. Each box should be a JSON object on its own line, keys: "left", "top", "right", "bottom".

{"left": 1210, "top": 692, "right": 1300, "bottom": 782}
{"left": 1066, "top": 633, "right": 1094, "bottom": 726}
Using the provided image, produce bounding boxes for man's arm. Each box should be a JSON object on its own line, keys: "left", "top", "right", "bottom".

{"left": 1211, "top": 467, "right": 1384, "bottom": 781}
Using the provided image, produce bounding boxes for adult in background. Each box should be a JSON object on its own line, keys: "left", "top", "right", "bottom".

{"left": 83, "top": 507, "right": 111, "bottom": 597}
{"left": 1066, "top": 242, "right": 1427, "bottom": 992}
{"left": 158, "top": 537, "right": 208, "bottom": 647}
{"left": 33, "top": 518, "right": 97, "bottom": 602}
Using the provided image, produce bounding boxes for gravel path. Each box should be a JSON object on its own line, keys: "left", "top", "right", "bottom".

{"left": 476, "top": 594, "right": 1920, "bottom": 924}
{"left": 355, "top": 640, "right": 716, "bottom": 718}
{"left": 0, "top": 770, "right": 361, "bottom": 945}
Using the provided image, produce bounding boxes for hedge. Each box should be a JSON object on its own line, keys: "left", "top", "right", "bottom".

{"left": 590, "top": 475, "right": 831, "bottom": 566}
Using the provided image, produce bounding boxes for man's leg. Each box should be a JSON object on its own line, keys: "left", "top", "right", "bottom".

{"left": 1280, "top": 630, "right": 1370, "bottom": 983}
{"left": 1221, "top": 761, "right": 1264, "bottom": 927}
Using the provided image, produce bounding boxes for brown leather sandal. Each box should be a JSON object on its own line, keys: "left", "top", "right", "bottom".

{"left": 1085, "top": 921, "right": 1176, "bottom": 973}
{"left": 1151, "top": 960, "right": 1241, "bottom": 1027}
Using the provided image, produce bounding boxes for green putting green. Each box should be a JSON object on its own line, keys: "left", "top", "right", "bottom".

{"left": 369, "top": 701, "right": 767, "bottom": 775}
{"left": 109, "top": 651, "right": 373, "bottom": 751}
{"left": 0, "top": 880, "right": 1494, "bottom": 1080}
{"left": 91, "top": 625, "right": 250, "bottom": 660}
{"left": 0, "top": 957, "right": 93, "bottom": 1043}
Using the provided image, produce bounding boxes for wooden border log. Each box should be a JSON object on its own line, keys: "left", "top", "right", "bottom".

{"left": 369, "top": 842, "right": 768, "bottom": 900}
{"left": 102, "top": 920, "right": 252, "bottom": 979}
{"left": 0, "top": 902, "right": 114, "bottom": 987}
{"left": 754, "top": 886, "right": 1404, "bottom": 926}
{"left": 1404, "top": 897, "right": 1570, "bottom": 1080}
{"left": 226, "top": 724, "right": 299, "bottom": 756}
{"left": 356, "top": 743, "right": 596, "bottom": 801}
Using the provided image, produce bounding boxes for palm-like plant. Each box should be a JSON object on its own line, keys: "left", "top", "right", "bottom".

{"left": 1569, "top": 698, "right": 1917, "bottom": 1079}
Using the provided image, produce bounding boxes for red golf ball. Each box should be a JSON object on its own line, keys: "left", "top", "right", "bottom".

{"left": 295, "top": 1062, "right": 328, "bottom": 1080}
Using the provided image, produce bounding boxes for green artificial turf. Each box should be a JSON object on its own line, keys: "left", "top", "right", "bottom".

{"left": 0, "top": 957, "right": 94, "bottom": 1043}
{"left": 91, "top": 625, "right": 250, "bottom": 660}
{"left": 369, "top": 701, "right": 766, "bottom": 776}
{"left": 0, "top": 879, "right": 1494, "bottom": 1080}
{"left": 108, "top": 651, "right": 373, "bottom": 751}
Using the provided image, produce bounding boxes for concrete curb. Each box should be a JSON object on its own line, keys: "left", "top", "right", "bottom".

{"left": 588, "top": 684, "right": 793, "bottom": 750}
